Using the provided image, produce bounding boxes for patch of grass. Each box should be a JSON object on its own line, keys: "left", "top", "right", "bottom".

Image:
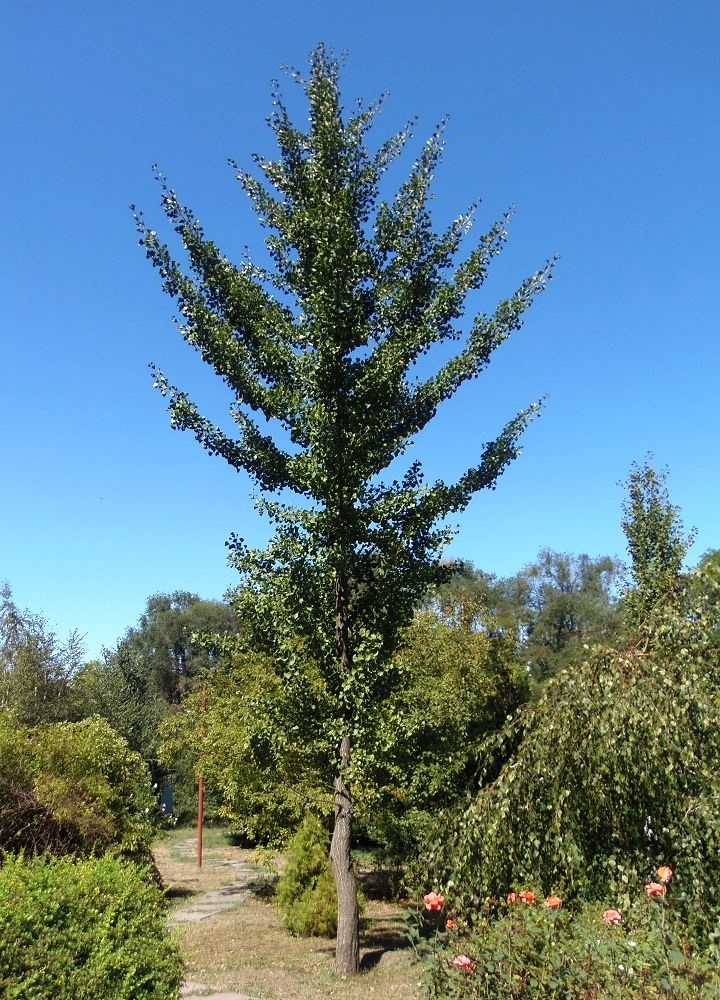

{"left": 179, "top": 894, "right": 419, "bottom": 1000}
{"left": 154, "top": 826, "right": 420, "bottom": 1000}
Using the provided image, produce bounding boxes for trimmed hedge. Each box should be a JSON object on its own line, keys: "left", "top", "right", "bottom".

{"left": 0, "top": 853, "right": 182, "bottom": 999}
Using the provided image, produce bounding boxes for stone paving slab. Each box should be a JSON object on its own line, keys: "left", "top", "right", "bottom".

{"left": 168, "top": 864, "right": 271, "bottom": 927}
{"left": 181, "top": 980, "right": 259, "bottom": 999}
{"left": 170, "top": 848, "right": 270, "bottom": 998}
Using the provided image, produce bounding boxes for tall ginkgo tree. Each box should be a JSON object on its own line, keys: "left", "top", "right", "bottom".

{"left": 134, "top": 44, "right": 551, "bottom": 975}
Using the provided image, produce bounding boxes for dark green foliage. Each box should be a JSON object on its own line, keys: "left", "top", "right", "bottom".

{"left": 135, "top": 40, "right": 549, "bottom": 742}
{"left": 111, "top": 591, "right": 239, "bottom": 706}
{"left": 513, "top": 549, "right": 622, "bottom": 678}
{"left": 275, "top": 814, "right": 338, "bottom": 937}
{"left": 357, "top": 599, "right": 529, "bottom": 863}
{"left": 0, "top": 714, "right": 156, "bottom": 863}
{"left": 135, "top": 43, "right": 550, "bottom": 971}
{"left": 0, "top": 853, "right": 182, "bottom": 999}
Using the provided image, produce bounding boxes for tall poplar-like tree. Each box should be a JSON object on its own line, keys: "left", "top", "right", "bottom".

{"left": 134, "top": 45, "right": 551, "bottom": 974}
{"left": 621, "top": 459, "right": 694, "bottom": 631}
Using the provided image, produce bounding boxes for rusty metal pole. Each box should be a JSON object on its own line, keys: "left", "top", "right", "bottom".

{"left": 196, "top": 684, "right": 206, "bottom": 868}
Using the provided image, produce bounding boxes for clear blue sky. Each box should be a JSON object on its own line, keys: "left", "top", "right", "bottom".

{"left": 1, "top": 0, "right": 718, "bottom": 659}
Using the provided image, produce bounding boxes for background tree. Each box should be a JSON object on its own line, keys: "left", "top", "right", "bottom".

{"left": 0, "top": 583, "right": 82, "bottom": 725}
{"left": 511, "top": 549, "right": 622, "bottom": 678}
{"left": 110, "top": 591, "right": 238, "bottom": 705}
{"left": 688, "top": 548, "right": 720, "bottom": 636}
{"left": 135, "top": 44, "right": 551, "bottom": 973}
{"left": 71, "top": 657, "right": 167, "bottom": 766}
{"left": 72, "top": 591, "right": 238, "bottom": 776}
{"left": 435, "top": 552, "right": 622, "bottom": 678}
{"left": 621, "top": 458, "right": 694, "bottom": 630}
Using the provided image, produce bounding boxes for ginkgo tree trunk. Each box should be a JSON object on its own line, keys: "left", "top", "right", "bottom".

{"left": 134, "top": 44, "right": 551, "bottom": 976}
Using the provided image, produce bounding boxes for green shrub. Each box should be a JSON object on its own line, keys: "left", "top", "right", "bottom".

{"left": 160, "top": 603, "right": 528, "bottom": 862}
{"left": 416, "top": 870, "right": 720, "bottom": 998}
{"left": 0, "top": 853, "right": 182, "bottom": 999}
{"left": 275, "top": 813, "right": 338, "bottom": 937}
{"left": 0, "top": 713, "right": 157, "bottom": 863}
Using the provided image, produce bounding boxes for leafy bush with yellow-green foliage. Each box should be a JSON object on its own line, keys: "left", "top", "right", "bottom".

{"left": 0, "top": 714, "right": 156, "bottom": 863}
{"left": 0, "top": 852, "right": 181, "bottom": 999}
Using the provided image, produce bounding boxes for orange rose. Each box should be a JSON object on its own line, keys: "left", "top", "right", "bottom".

{"left": 445, "top": 918, "right": 458, "bottom": 931}
{"left": 423, "top": 891, "right": 445, "bottom": 912}
{"left": 544, "top": 895, "right": 562, "bottom": 909}
{"left": 519, "top": 890, "right": 536, "bottom": 904}
{"left": 645, "top": 882, "right": 666, "bottom": 899}
{"left": 657, "top": 865, "right": 673, "bottom": 884}
{"left": 602, "top": 909, "right": 622, "bottom": 925}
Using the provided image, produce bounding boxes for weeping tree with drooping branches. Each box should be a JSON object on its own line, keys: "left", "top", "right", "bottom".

{"left": 133, "top": 44, "right": 551, "bottom": 974}
{"left": 423, "top": 463, "right": 720, "bottom": 948}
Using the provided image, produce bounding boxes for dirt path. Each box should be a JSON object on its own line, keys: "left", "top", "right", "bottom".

{"left": 156, "top": 832, "right": 270, "bottom": 999}
{"left": 154, "top": 828, "right": 420, "bottom": 1000}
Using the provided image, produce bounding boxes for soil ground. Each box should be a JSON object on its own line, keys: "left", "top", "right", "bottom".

{"left": 154, "top": 826, "right": 422, "bottom": 1000}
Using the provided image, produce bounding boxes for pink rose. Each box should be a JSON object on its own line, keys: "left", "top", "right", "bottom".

{"left": 452, "top": 954, "right": 473, "bottom": 973}
{"left": 506, "top": 892, "right": 518, "bottom": 905}
{"left": 645, "top": 882, "right": 666, "bottom": 899}
{"left": 602, "top": 909, "right": 622, "bottom": 925}
{"left": 423, "top": 891, "right": 445, "bottom": 912}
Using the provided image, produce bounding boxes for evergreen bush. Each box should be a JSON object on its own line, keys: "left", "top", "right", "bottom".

{"left": 275, "top": 813, "right": 338, "bottom": 937}
{"left": 0, "top": 853, "right": 182, "bottom": 999}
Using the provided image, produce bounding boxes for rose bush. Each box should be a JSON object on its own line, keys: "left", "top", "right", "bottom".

{"left": 416, "top": 869, "right": 720, "bottom": 998}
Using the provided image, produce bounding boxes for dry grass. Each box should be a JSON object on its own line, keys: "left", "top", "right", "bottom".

{"left": 154, "top": 826, "right": 421, "bottom": 1000}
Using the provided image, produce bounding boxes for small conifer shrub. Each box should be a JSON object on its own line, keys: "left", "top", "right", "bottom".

{"left": 275, "top": 813, "right": 339, "bottom": 937}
